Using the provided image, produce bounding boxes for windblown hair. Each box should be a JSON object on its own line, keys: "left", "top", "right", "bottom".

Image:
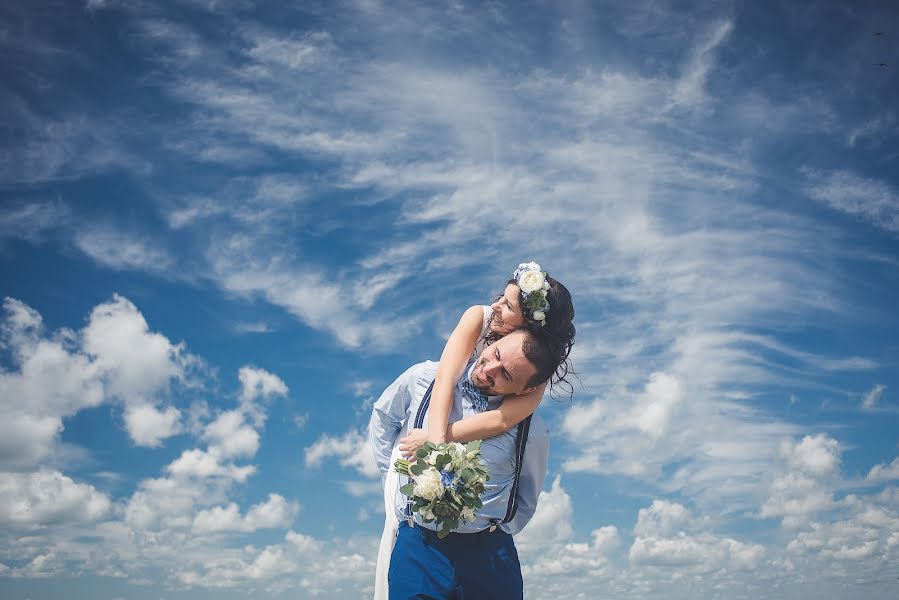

{"left": 483, "top": 274, "right": 576, "bottom": 398}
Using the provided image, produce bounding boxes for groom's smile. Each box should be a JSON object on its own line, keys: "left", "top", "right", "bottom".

{"left": 469, "top": 330, "right": 539, "bottom": 397}
{"left": 470, "top": 358, "right": 494, "bottom": 390}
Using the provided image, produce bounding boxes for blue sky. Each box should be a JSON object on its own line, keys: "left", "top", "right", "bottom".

{"left": 2, "top": 0, "right": 898, "bottom": 598}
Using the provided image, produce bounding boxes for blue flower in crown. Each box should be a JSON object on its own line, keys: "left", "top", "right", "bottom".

{"left": 512, "top": 261, "right": 551, "bottom": 326}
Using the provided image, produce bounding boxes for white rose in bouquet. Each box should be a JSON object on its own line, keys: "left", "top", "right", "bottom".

{"left": 413, "top": 467, "right": 444, "bottom": 501}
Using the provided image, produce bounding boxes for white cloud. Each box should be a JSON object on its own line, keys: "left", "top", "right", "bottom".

{"left": 866, "top": 458, "right": 899, "bottom": 483}
{"left": 804, "top": 169, "right": 899, "bottom": 233}
{"left": 631, "top": 372, "right": 684, "bottom": 438}
{"left": 238, "top": 366, "right": 288, "bottom": 402}
{"left": 1, "top": 298, "right": 103, "bottom": 468}
{"left": 123, "top": 403, "right": 182, "bottom": 448}
{"left": 342, "top": 480, "right": 382, "bottom": 498}
{"left": 785, "top": 434, "right": 841, "bottom": 477}
{"left": 629, "top": 500, "right": 765, "bottom": 572}
{"left": 862, "top": 384, "right": 887, "bottom": 410}
{"left": 236, "top": 365, "right": 288, "bottom": 428}
{"left": 634, "top": 499, "right": 695, "bottom": 538}
{"left": 74, "top": 228, "right": 176, "bottom": 273}
{"left": 0, "top": 470, "right": 110, "bottom": 529}
{"left": 304, "top": 429, "right": 379, "bottom": 479}
{"left": 787, "top": 495, "right": 899, "bottom": 570}
{"left": 232, "top": 321, "right": 273, "bottom": 334}
{"left": 0, "top": 201, "right": 68, "bottom": 244}
{"left": 759, "top": 435, "right": 842, "bottom": 527}
{"left": 83, "top": 295, "right": 187, "bottom": 400}
{"left": 165, "top": 448, "right": 256, "bottom": 482}
{"left": 192, "top": 494, "right": 298, "bottom": 533}
{"left": 671, "top": 20, "right": 733, "bottom": 108}
{"left": 202, "top": 410, "right": 259, "bottom": 459}
{"left": 516, "top": 476, "right": 574, "bottom": 549}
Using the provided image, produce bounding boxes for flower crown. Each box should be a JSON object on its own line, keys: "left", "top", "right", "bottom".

{"left": 513, "top": 261, "right": 550, "bottom": 326}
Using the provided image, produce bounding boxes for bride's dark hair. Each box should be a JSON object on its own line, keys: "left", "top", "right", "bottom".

{"left": 482, "top": 274, "right": 576, "bottom": 399}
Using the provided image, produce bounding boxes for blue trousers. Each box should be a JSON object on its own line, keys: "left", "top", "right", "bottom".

{"left": 388, "top": 521, "right": 523, "bottom": 600}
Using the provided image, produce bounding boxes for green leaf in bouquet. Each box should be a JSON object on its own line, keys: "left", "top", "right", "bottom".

{"left": 423, "top": 441, "right": 437, "bottom": 452}
{"left": 416, "top": 448, "right": 429, "bottom": 460}
{"left": 437, "top": 523, "right": 451, "bottom": 539}
{"left": 410, "top": 462, "right": 426, "bottom": 476}
{"left": 458, "top": 468, "right": 474, "bottom": 483}
{"left": 399, "top": 483, "right": 416, "bottom": 496}
{"left": 435, "top": 453, "right": 451, "bottom": 471}
{"left": 466, "top": 440, "right": 481, "bottom": 453}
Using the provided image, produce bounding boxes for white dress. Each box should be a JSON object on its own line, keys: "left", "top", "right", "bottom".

{"left": 372, "top": 305, "right": 493, "bottom": 600}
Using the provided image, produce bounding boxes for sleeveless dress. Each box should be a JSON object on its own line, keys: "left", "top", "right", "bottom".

{"left": 372, "top": 305, "right": 493, "bottom": 600}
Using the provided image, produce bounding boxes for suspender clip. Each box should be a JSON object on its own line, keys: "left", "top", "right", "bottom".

{"left": 489, "top": 522, "right": 497, "bottom": 532}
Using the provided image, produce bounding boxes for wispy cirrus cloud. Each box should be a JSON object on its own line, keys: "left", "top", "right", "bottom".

{"left": 804, "top": 168, "right": 899, "bottom": 234}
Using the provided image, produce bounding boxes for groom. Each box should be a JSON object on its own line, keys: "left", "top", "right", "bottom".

{"left": 369, "top": 328, "right": 559, "bottom": 600}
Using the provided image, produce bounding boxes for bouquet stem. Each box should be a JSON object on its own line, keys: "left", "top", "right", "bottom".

{"left": 394, "top": 458, "right": 413, "bottom": 477}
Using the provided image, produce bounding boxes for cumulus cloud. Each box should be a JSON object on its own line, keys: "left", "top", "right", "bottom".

{"left": 237, "top": 365, "right": 288, "bottom": 425}
{"left": 516, "top": 476, "right": 574, "bottom": 549}
{"left": 82, "top": 295, "right": 187, "bottom": 401}
{"left": 634, "top": 499, "right": 696, "bottom": 537}
{"left": 759, "top": 434, "right": 841, "bottom": 527}
{"left": 786, "top": 493, "right": 899, "bottom": 574}
{"left": 0, "top": 470, "right": 111, "bottom": 529}
{"left": 866, "top": 457, "right": 899, "bottom": 483}
{"left": 629, "top": 500, "right": 765, "bottom": 572}
{"left": 192, "top": 494, "right": 298, "bottom": 533}
{"left": 561, "top": 371, "right": 684, "bottom": 446}
{"left": 202, "top": 410, "right": 260, "bottom": 459}
{"left": 304, "top": 429, "right": 379, "bottom": 478}
{"left": 123, "top": 403, "right": 182, "bottom": 448}
{"left": 165, "top": 448, "right": 256, "bottom": 482}
{"left": 0, "top": 295, "right": 194, "bottom": 465}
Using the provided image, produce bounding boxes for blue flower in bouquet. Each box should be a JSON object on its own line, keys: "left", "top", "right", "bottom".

{"left": 440, "top": 469, "right": 456, "bottom": 490}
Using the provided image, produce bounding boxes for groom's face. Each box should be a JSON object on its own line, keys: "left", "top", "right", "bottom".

{"left": 469, "top": 330, "right": 538, "bottom": 396}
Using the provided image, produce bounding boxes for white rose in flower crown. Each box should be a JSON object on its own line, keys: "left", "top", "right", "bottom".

{"left": 532, "top": 310, "right": 545, "bottom": 322}
{"left": 518, "top": 269, "right": 546, "bottom": 293}
{"left": 413, "top": 467, "right": 444, "bottom": 501}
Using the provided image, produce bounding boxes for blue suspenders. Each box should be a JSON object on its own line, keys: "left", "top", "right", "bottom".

{"left": 406, "top": 379, "right": 532, "bottom": 530}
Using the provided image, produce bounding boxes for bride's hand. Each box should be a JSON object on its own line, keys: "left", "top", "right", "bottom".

{"left": 399, "top": 428, "right": 429, "bottom": 459}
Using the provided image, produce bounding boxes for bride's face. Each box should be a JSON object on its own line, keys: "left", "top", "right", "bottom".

{"left": 489, "top": 283, "right": 525, "bottom": 335}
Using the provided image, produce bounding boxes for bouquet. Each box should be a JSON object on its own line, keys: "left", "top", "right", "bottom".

{"left": 394, "top": 440, "right": 490, "bottom": 538}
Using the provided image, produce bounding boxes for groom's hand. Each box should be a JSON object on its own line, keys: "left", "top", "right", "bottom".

{"left": 399, "top": 428, "right": 429, "bottom": 459}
